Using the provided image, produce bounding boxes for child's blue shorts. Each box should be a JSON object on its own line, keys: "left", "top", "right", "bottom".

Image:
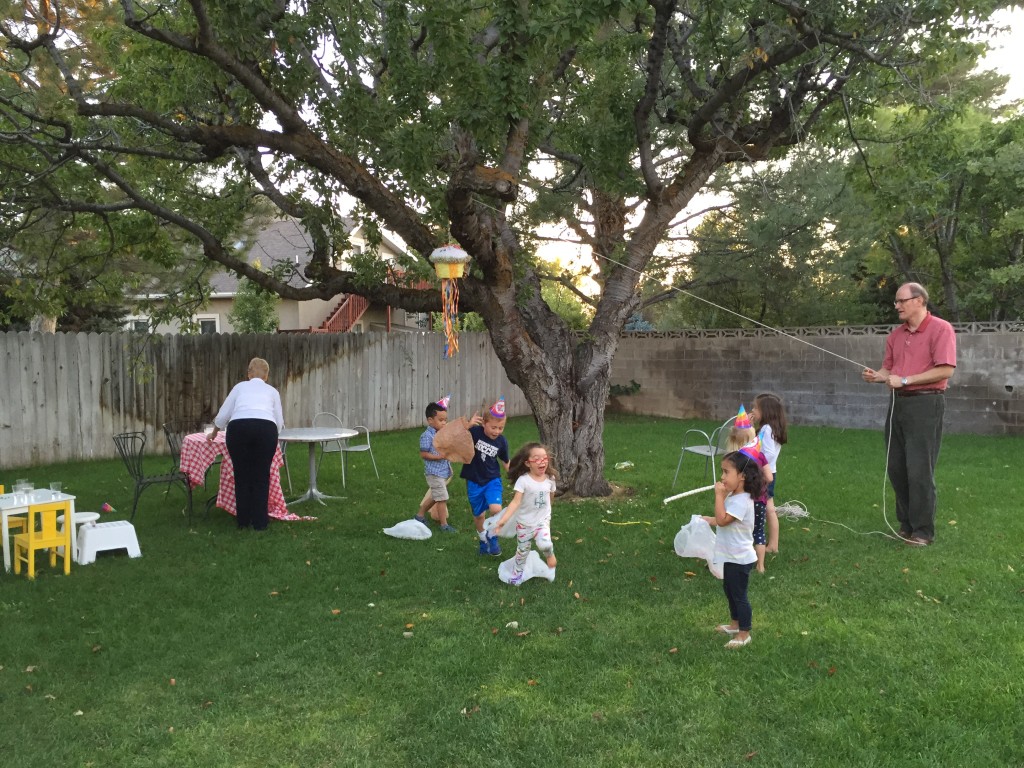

{"left": 467, "top": 477, "right": 503, "bottom": 517}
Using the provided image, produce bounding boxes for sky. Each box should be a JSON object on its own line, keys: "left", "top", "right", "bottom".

{"left": 980, "top": 7, "right": 1024, "bottom": 102}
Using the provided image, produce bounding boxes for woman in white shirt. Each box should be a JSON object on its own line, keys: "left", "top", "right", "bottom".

{"left": 209, "top": 357, "right": 284, "bottom": 530}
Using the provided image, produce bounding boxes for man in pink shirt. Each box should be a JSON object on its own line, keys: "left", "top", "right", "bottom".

{"left": 861, "top": 283, "right": 956, "bottom": 546}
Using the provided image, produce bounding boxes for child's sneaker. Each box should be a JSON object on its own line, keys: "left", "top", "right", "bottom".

{"left": 439, "top": 523, "right": 458, "bottom": 533}
{"left": 478, "top": 539, "right": 489, "bottom": 555}
{"left": 487, "top": 535, "right": 502, "bottom": 556}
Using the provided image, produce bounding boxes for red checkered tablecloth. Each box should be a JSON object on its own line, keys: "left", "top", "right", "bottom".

{"left": 180, "top": 433, "right": 312, "bottom": 522}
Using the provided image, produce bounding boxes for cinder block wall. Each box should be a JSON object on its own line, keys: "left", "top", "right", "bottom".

{"left": 609, "top": 328, "right": 1023, "bottom": 435}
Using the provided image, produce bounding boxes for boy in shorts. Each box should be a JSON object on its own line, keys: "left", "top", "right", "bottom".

{"left": 414, "top": 396, "right": 457, "bottom": 532}
{"left": 461, "top": 396, "right": 509, "bottom": 555}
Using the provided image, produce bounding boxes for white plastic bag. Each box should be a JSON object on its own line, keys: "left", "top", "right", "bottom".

{"left": 497, "top": 550, "right": 556, "bottom": 584}
{"left": 673, "top": 514, "right": 723, "bottom": 579}
{"left": 483, "top": 508, "right": 519, "bottom": 539}
{"left": 383, "top": 518, "right": 432, "bottom": 540}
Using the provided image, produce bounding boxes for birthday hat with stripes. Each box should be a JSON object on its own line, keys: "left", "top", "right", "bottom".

{"left": 735, "top": 405, "right": 752, "bottom": 430}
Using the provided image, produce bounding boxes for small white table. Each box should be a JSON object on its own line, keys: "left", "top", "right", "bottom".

{"left": 1, "top": 490, "right": 77, "bottom": 573}
{"left": 278, "top": 426, "right": 357, "bottom": 505}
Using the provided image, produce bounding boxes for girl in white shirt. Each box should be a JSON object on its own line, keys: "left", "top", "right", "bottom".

{"left": 702, "top": 445, "right": 766, "bottom": 648}
{"left": 753, "top": 392, "right": 788, "bottom": 554}
{"left": 493, "top": 443, "right": 557, "bottom": 586}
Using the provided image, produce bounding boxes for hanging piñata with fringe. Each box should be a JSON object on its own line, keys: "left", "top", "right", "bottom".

{"left": 429, "top": 244, "right": 471, "bottom": 358}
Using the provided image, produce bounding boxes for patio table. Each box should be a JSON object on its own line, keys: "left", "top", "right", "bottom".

{"left": 278, "top": 426, "right": 357, "bottom": 505}
{"left": 179, "top": 432, "right": 302, "bottom": 521}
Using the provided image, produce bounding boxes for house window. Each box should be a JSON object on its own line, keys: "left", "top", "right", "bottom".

{"left": 125, "top": 317, "right": 150, "bottom": 333}
{"left": 196, "top": 315, "right": 219, "bottom": 334}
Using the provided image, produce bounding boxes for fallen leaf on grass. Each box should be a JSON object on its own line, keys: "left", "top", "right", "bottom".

{"left": 405, "top": 623, "right": 415, "bottom": 629}
{"left": 460, "top": 705, "right": 480, "bottom": 717}
{"left": 92, "top": 644, "right": 102, "bottom": 653}
{"left": 74, "top": 710, "right": 83, "bottom": 716}
{"left": 45, "top": 694, "right": 56, "bottom": 700}
{"left": 592, "top": 712, "right": 604, "bottom": 721}
{"left": 331, "top": 609, "right": 341, "bottom": 615}
{"left": 802, "top": 527, "right": 810, "bottom": 532}
{"left": 668, "top": 647, "right": 678, "bottom": 654}
{"left": 269, "top": 591, "right": 279, "bottom": 597}
{"left": 684, "top": 571, "right": 697, "bottom": 578}
{"left": 505, "top": 621, "right": 519, "bottom": 629}
{"left": 555, "top": 627, "right": 564, "bottom": 635}
{"left": 901, "top": 568, "right": 909, "bottom": 574}
{"left": 575, "top": 538, "right": 584, "bottom": 544}
{"left": 745, "top": 751, "right": 758, "bottom": 760}
{"left": 573, "top": 592, "right": 581, "bottom": 600}
{"left": 201, "top": 700, "right": 213, "bottom": 709}
{"left": 491, "top": 627, "right": 499, "bottom": 635}
{"left": 25, "top": 666, "right": 37, "bottom": 673}
{"left": 516, "top": 630, "right": 531, "bottom": 637}
{"left": 828, "top": 666, "right": 837, "bottom": 676}
{"left": 948, "top": 520, "right": 956, "bottom": 525}
{"left": 169, "top": 678, "right": 176, "bottom": 686}
{"left": 403, "top": 632, "right": 414, "bottom": 638}
{"left": 527, "top": 679, "right": 538, "bottom": 686}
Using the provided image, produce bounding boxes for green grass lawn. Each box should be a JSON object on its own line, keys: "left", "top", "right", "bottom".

{"left": 2, "top": 414, "right": 1022, "bottom": 767}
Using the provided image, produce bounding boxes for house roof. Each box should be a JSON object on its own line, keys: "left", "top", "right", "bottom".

{"left": 210, "top": 217, "right": 409, "bottom": 297}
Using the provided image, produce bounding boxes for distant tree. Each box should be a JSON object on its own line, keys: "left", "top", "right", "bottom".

{"left": 227, "top": 271, "right": 279, "bottom": 334}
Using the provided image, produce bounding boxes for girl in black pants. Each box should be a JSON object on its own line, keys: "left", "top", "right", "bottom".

{"left": 702, "top": 445, "right": 767, "bottom": 648}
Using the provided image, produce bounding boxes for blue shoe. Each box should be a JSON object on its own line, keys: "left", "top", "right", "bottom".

{"left": 479, "top": 539, "right": 489, "bottom": 555}
{"left": 413, "top": 515, "right": 428, "bottom": 528}
{"left": 439, "top": 523, "right": 458, "bottom": 533}
{"left": 487, "top": 535, "right": 502, "bottom": 556}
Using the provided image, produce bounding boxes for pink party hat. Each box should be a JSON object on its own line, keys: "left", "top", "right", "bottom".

{"left": 739, "top": 436, "right": 767, "bottom": 467}
{"left": 101, "top": 502, "right": 116, "bottom": 514}
{"left": 735, "top": 405, "right": 752, "bottom": 430}
{"left": 437, "top": 394, "right": 451, "bottom": 409}
{"left": 489, "top": 396, "right": 506, "bottom": 419}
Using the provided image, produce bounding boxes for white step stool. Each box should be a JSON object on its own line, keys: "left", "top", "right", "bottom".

{"left": 78, "top": 520, "right": 142, "bottom": 565}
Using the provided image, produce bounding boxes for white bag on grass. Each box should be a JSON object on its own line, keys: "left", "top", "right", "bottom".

{"left": 497, "top": 550, "right": 556, "bottom": 584}
{"left": 383, "top": 518, "right": 432, "bottom": 540}
{"left": 673, "top": 514, "right": 723, "bottom": 579}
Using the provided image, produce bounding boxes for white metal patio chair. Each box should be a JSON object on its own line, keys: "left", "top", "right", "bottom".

{"left": 671, "top": 414, "right": 738, "bottom": 488}
{"left": 313, "top": 412, "right": 379, "bottom": 488}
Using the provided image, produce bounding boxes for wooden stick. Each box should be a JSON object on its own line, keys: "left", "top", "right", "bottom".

{"left": 662, "top": 484, "right": 716, "bottom": 505}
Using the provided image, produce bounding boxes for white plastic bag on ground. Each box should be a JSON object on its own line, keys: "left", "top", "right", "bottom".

{"left": 497, "top": 550, "right": 556, "bottom": 584}
{"left": 673, "top": 514, "right": 723, "bottom": 579}
{"left": 383, "top": 518, "right": 432, "bottom": 540}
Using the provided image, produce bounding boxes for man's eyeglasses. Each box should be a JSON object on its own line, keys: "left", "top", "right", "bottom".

{"left": 894, "top": 296, "right": 919, "bottom": 307}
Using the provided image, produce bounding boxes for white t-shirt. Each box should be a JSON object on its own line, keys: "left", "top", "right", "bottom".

{"left": 759, "top": 424, "right": 781, "bottom": 473}
{"left": 512, "top": 474, "right": 555, "bottom": 528}
{"left": 214, "top": 378, "right": 285, "bottom": 431}
{"left": 714, "top": 492, "right": 757, "bottom": 565}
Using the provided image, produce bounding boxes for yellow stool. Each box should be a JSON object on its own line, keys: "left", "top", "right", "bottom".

{"left": 13, "top": 499, "right": 73, "bottom": 579}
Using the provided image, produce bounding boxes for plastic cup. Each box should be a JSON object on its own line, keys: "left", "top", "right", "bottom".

{"left": 50, "top": 482, "right": 62, "bottom": 498}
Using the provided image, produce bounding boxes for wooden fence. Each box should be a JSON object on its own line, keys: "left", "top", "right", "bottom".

{"left": 0, "top": 330, "right": 528, "bottom": 469}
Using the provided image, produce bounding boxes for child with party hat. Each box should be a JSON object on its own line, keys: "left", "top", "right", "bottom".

{"left": 414, "top": 394, "right": 458, "bottom": 532}
{"left": 726, "top": 405, "right": 756, "bottom": 452}
{"left": 461, "top": 396, "right": 510, "bottom": 556}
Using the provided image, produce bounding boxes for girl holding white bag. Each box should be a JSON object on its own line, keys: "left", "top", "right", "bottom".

{"left": 702, "top": 442, "right": 766, "bottom": 649}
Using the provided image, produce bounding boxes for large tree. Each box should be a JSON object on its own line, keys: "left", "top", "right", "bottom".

{"left": 0, "top": 0, "right": 1008, "bottom": 494}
